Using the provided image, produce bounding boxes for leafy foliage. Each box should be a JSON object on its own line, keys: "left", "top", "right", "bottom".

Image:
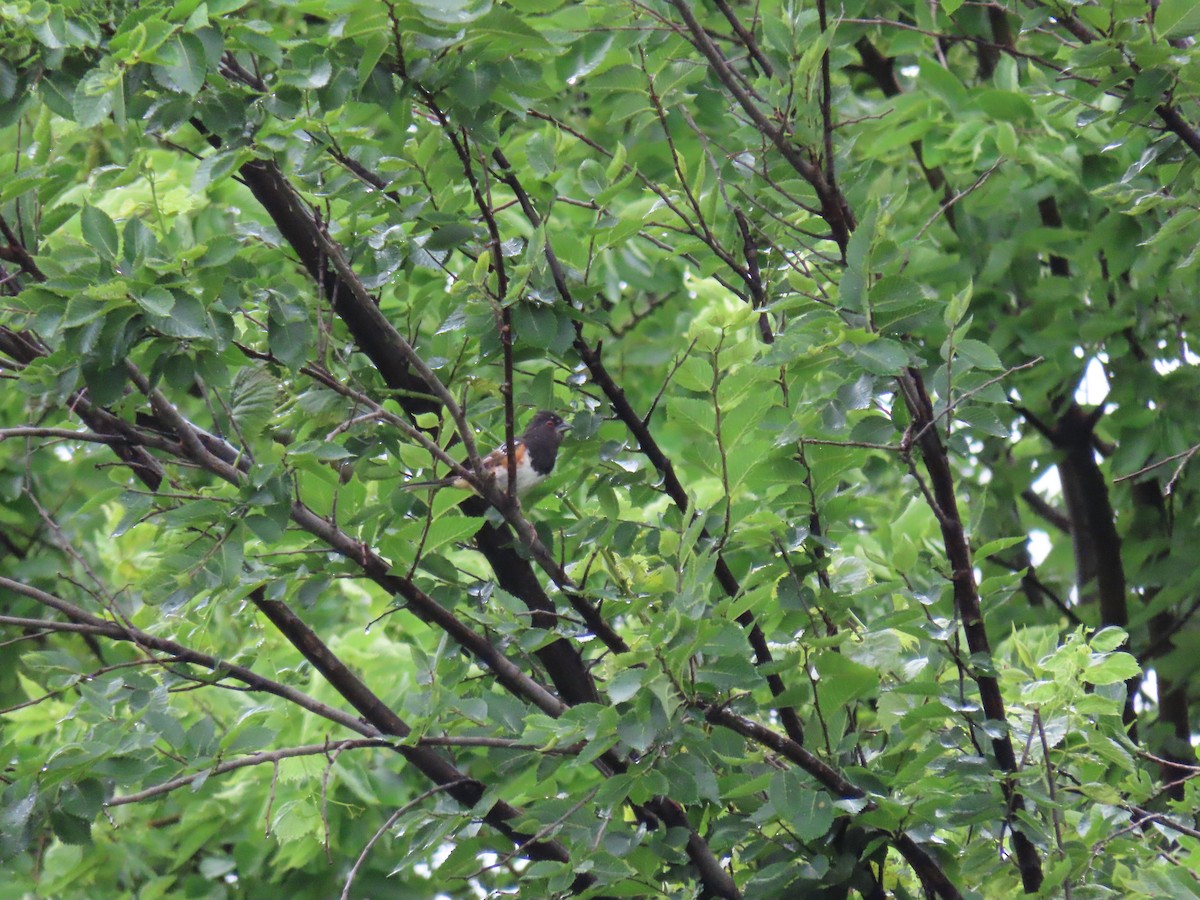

{"left": 2, "top": 0, "right": 1200, "bottom": 897}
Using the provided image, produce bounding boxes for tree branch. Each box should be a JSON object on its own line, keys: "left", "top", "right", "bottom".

{"left": 895, "top": 368, "right": 1045, "bottom": 892}
{"left": 106, "top": 740, "right": 393, "bottom": 808}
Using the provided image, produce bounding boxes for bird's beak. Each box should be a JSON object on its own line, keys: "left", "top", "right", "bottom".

{"left": 556, "top": 421, "right": 572, "bottom": 434}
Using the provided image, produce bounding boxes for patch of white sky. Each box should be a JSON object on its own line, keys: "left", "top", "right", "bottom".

{"left": 1025, "top": 352, "right": 1110, "bottom": 566}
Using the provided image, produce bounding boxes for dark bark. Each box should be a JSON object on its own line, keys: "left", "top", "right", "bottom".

{"left": 217, "top": 145, "right": 606, "bottom": 707}
{"left": 853, "top": 37, "right": 957, "bottom": 226}
{"left": 1030, "top": 404, "right": 1139, "bottom": 728}
{"left": 899, "top": 369, "right": 1044, "bottom": 893}
{"left": 1130, "top": 481, "right": 1195, "bottom": 798}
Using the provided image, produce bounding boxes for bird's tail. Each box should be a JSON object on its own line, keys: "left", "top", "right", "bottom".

{"left": 400, "top": 477, "right": 456, "bottom": 491}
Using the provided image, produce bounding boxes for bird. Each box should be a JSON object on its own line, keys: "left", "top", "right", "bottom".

{"left": 404, "top": 410, "right": 571, "bottom": 496}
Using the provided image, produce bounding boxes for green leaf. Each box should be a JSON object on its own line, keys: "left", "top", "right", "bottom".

{"left": 918, "top": 58, "right": 968, "bottom": 110}
{"left": 813, "top": 652, "right": 880, "bottom": 709}
{"left": 525, "top": 132, "right": 555, "bottom": 178}
{"left": 135, "top": 286, "right": 175, "bottom": 316}
{"left": 953, "top": 405, "right": 1009, "bottom": 437}
{"left": 608, "top": 668, "right": 644, "bottom": 704}
{"left": 50, "top": 810, "right": 92, "bottom": 846}
{"left": 1090, "top": 627, "right": 1129, "bottom": 653}
{"left": 953, "top": 338, "right": 1004, "bottom": 370}
{"left": 474, "top": 7, "right": 551, "bottom": 49}
{"left": 80, "top": 204, "right": 120, "bottom": 261}
{"left": 123, "top": 217, "right": 158, "bottom": 266}
{"left": 975, "top": 89, "right": 1035, "bottom": 123}
{"left": 41, "top": 203, "right": 81, "bottom": 235}
{"left": 578, "top": 159, "right": 607, "bottom": 198}
{"left": 151, "top": 293, "right": 213, "bottom": 339}
{"left": 769, "top": 770, "right": 836, "bottom": 841}
{"left": 425, "top": 224, "right": 476, "bottom": 251}
{"left": 192, "top": 150, "right": 241, "bottom": 192}
{"left": 73, "top": 67, "right": 116, "bottom": 127}
{"left": 1083, "top": 652, "right": 1140, "bottom": 686}
{"left": 944, "top": 281, "right": 972, "bottom": 328}
{"left": 512, "top": 304, "right": 573, "bottom": 354}
{"left": 1156, "top": 0, "right": 1200, "bottom": 38}
{"left": 667, "top": 395, "right": 716, "bottom": 435}
{"left": 449, "top": 63, "right": 499, "bottom": 107}
{"left": 673, "top": 356, "right": 710, "bottom": 393}
{"left": 975, "top": 536, "right": 1026, "bottom": 560}
{"left": 153, "top": 33, "right": 208, "bottom": 96}
{"left": 851, "top": 338, "right": 910, "bottom": 375}
{"left": 421, "top": 516, "right": 484, "bottom": 552}
{"left": 412, "top": 0, "right": 490, "bottom": 24}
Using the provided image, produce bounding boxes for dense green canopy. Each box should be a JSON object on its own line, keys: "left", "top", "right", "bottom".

{"left": 2, "top": 0, "right": 1200, "bottom": 897}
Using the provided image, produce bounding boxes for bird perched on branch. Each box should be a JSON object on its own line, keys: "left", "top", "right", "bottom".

{"left": 404, "top": 410, "right": 571, "bottom": 496}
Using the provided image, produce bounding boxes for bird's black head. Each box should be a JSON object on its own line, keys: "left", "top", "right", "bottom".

{"left": 521, "top": 411, "right": 571, "bottom": 473}
{"left": 525, "top": 410, "right": 571, "bottom": 439}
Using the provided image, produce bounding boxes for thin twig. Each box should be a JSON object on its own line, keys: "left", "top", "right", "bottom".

{"left": 339, "top": 780, "right": 470, "bottom": 900}
{"left": 1113, "top": 442, "right": 1200, "bottom": 485}
{"left": 910, "top": 357, "right": 1045, "bottom": 447}
{"left": 1034, "top": 709, "right": 1072, "bottom": 900}
{"left": 106, "top": 740, "right": 393, "bottom": 808}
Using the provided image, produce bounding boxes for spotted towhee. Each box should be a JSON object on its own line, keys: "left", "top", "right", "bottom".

{"left": 405, "top": 410, "right": 571, "bottom": 495}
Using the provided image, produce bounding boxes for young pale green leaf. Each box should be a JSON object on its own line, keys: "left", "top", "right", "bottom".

{"left": 1083, "top": 652, "right": 1140, "bottom": 686}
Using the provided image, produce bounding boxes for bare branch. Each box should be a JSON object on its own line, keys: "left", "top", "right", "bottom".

{"left": 106, "top": 740, "right": 393, "bottom": 808}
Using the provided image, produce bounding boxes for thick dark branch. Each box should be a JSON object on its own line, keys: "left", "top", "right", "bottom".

{"left": 704, "top": 703, "right": 963, "bottom": 900}
{"left": 233, "top": 156, "right": 439, "bottom": 414}
{"left": 1037, "top": 197, "right": 1070, "bottom": 277}
{"left": 1130, "top": 480, "right": 1195, "bottom": 796}
{"left": 0, "top": 587, "right": 377, "bottom": 736}
{"left": 293, "top": 475, "right": 734, "bottom": 896}
{"left": 977, "top": 6, "right": 1014, "bottom": 79}
{"left": 81, "top": 378, "right": 577, "bottom": 721}
{"left": 1155, "top": 103, "right": 1200, "bottom": 160}
{"left": 246, "top": 587, "right": 600, "bottom": 885}
{"left": 296, "top": 361, "right": 601, "bottom": 703}
{"left": 577, "top": 340, "right": 804, "bottom": 742}
{"left": 0, "top": 593, "right": 584, "bottom": 882}
{"left": 1043, "top": 404, "right": 1135, "bottom": 729}
{"left": 1046, "top": 406, "right": 1129, "bottom": 629}
{"left": 1020, "top": 488, "right": 1072, "bottom": 535}
{"left": 896, "top": 369, "right": 1044, "bottom": 892}
{"left": 816, "top": 0, "right": 836, "bottom": 186}
{"left": 286, "top": 502, "right": 570, "bottom": 717}
{"left": 1030, "top": 5, "right": 1200, "bottom": 160}
{"left": 0, "top": 427, "right": 141, "bottom": 445}
{"left": 710, "top": 0, "right": 773, "bottom": 76}
{"left": 1, "top": 320, "right": 166, "bottom": 491}
{"left": 252, "top": 590, "right": 418, "bottom": 735}
{"left": 0, "top": 214, "right": 44, "bottom": 281}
